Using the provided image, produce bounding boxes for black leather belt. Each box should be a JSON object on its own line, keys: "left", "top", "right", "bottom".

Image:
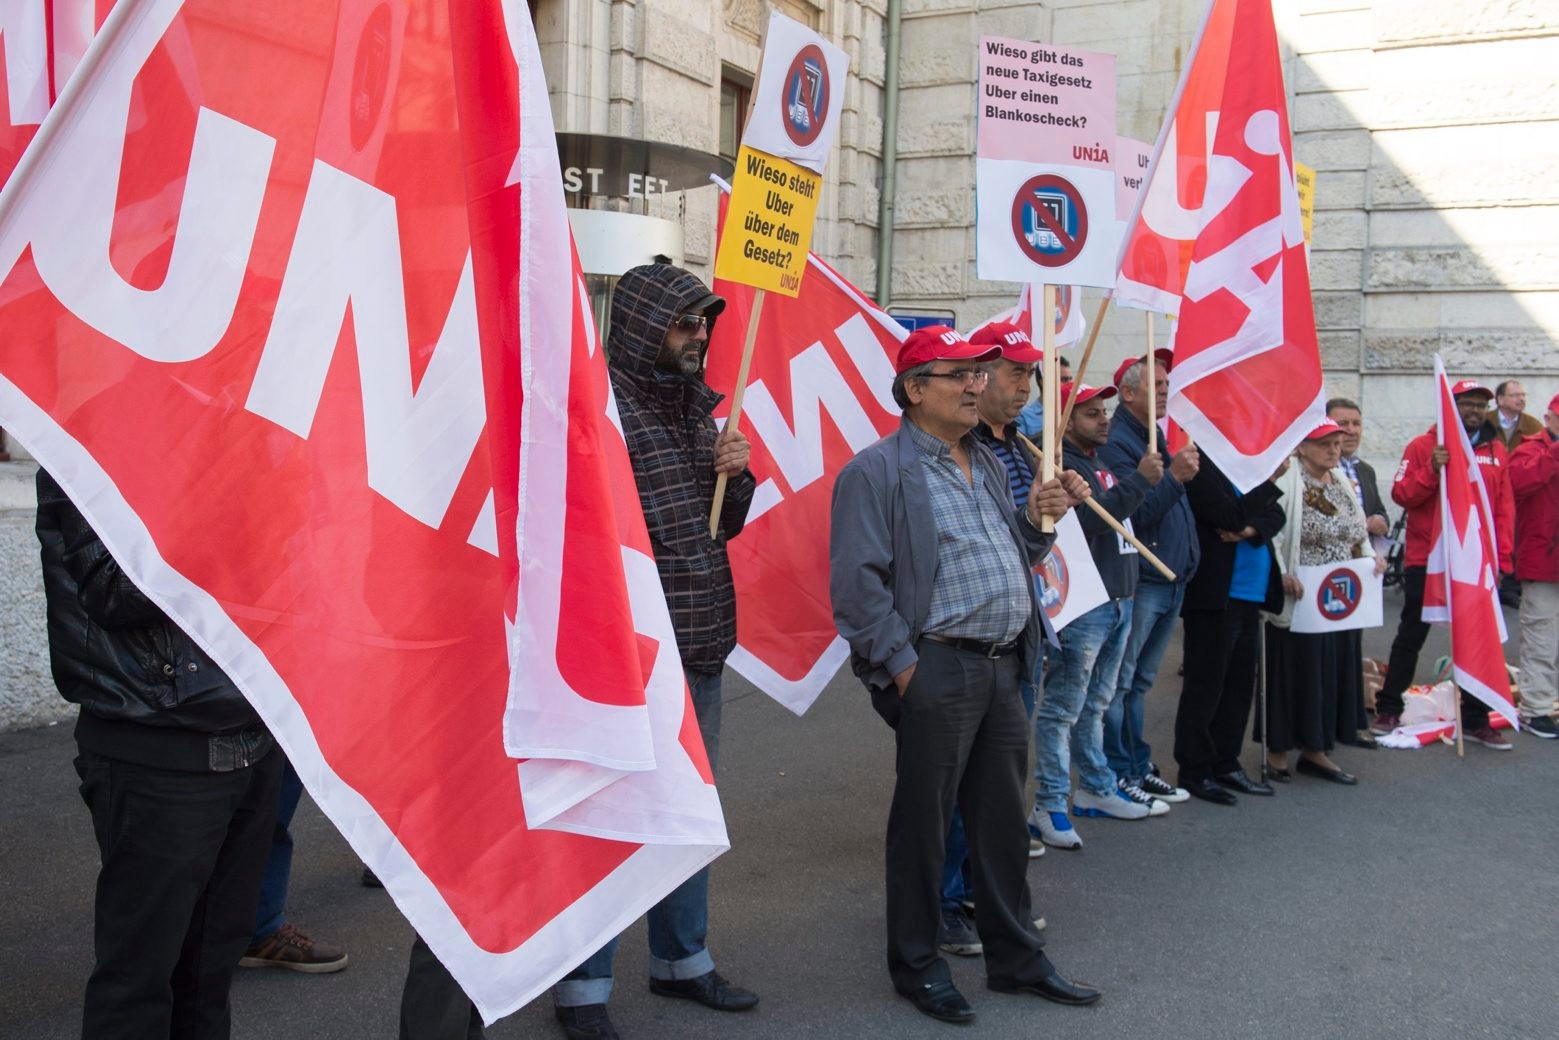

{"left": 922, "top": 633, "right": 1020, "bottom": 659}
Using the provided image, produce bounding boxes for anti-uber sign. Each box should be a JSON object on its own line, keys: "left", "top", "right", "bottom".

{"left": 975, "top": 36, "right": 1117, "bottom": 288}
{"left": 714, "top": 12, "right": 846, "bottom": 296}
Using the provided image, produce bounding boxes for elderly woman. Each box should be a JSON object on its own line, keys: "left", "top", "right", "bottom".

{"left": 1260, "top": 419, "right": 1386, "bottom": 785}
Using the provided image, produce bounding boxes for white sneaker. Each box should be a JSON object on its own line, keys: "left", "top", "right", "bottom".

{"left": 1029, "top": 808, "right": 1083, "bottom": 849}
{"left": 1116, "top": 779, "right": 1170, "bottom": 817}
{"left": 1072, "top": 787, "right": 1150, "bottom": 820}
{"left": 1027, "top": 836, "right": 1048, "bottom": 859}
{"left": 1139, "top": 772, "right": 1190, "bottom": 803}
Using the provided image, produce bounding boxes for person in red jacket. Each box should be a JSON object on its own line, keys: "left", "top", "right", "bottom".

{"left": 1509, "top": 392, "right": 1559, "bottom": 739}
{"left": 1371, "top": 380, "right": 1517, "bottom": 748}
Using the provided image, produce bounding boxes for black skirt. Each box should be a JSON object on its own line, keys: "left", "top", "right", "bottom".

{"left": 1257, "top": 624, "right": 1365, "bottom": 753}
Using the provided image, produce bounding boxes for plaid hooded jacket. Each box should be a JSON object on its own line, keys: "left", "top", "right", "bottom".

{"left": 608, "top": 264, "right": 756, "bottom": 673}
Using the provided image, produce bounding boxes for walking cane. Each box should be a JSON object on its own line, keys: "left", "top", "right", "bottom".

{"left": 1257, "top": 620, "right": 1270, "bottom": 781}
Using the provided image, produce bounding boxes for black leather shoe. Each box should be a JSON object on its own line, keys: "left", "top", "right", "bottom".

{"left": 1215, "top": 768, "right": 1275, "bottom": 796}
{"left": 1296, "top": 757, "right": 1357, "bottom": 785}
{"left": 649, "top": 971, "right": 758, "bottom": 1011}
{"left": 989, "top": 968, "right": 1102, "bottom": 1007}
{"left": 902, "top": 980, "right": 976, "bottom": 1023}
{"left": 1262, "top": 764, "right": 1292, "bottom": 783}
{"left": 555, "top": 1003, "right": 620, "bottom": 1040}
{"left": 1181, "top": 776, "right": 1237, "bottom": 805}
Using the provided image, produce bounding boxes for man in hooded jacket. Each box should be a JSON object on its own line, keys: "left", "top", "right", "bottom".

{"left": 551, "top": 263, "right": 759, "bottom": 1038}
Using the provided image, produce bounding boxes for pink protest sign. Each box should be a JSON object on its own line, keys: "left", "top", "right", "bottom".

{"left": 975, "top": 36, "right": 1118, "bottom": 287}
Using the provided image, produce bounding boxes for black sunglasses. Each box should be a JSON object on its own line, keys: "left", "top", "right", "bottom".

{"left": 671, "top": 314, "right": 708, "bottom": 333}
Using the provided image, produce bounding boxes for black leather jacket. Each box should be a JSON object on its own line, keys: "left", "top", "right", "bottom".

{"left": 36, "top": 469, "right": 272, "bottom": 771}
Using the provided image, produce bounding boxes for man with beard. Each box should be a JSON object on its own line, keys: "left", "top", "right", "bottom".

{"left": 1372, "top": 380, "right": 1515, "bottom": 749}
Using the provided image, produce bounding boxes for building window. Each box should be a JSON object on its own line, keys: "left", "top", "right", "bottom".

{"left": 719, "top": 71, "right": 752, "bottom": 164}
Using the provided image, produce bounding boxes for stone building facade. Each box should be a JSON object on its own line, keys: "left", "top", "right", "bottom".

{"left": 1, "top": 0, "right": 1555, "bottom": 727}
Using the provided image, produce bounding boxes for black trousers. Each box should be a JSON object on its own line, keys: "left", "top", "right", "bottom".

{"left": 75, "top": 744, "right": 282, "bottom": 1040}
{"left": 884, "top": 639, "right": 1049, "bottom": 994}
{"left": 1175, "top": 603, "right": 1261, "bottom": 781}
{"left": 1375, "top": 566, "right": 1490, "bottom": 729}
{"left": 400, "top": 937, "right": 485, "bottom": 1040}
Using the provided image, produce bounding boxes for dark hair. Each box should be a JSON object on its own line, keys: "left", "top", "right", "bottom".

{"left": 1495, "top": 381, "right": 1521, "bottom": 398}
{"left": 892, "top": 361, "right": 936, "bottom": 410}
{"left": 1326, "top": 397, "right": 1361, "bottom": 415}
{"left": 1058, "top": 355, "right": 1073, "bottom": 368}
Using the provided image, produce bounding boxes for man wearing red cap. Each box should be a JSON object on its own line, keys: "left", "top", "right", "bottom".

{"left": 1508, "top": 392, "right": 1559, "bottom": 739}
{"left": 1030, "top": 380, "right": 1166, "bottom": 849}
{"left": 831, "top": 326, "right": 1099, "bottom": 1023}
{"left": 1373, "top": 379, "right": 1516, "bottom": 747}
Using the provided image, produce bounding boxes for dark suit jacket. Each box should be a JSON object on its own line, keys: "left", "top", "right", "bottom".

{"left": 1180, "top": 454, "right": 1286, "bottom": 614}
{"left": 1348, "top": 456, "right": 1388, "bottom": 526}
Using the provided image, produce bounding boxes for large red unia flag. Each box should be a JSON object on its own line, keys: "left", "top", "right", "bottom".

{"left": 705, "top": 192, "right": 906, "bottom": 712}
{"left": 1115, "top": 0, "right": 1323, "bottom": 491}
{"left": 1421, "top": 357, "right": 1516, "bottom": 729}
{"left": 0, "top": 0, "right": 724, "bottom": 1021}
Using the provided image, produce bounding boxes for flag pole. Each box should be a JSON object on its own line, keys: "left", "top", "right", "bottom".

{"left": 1056, "top": 294, "right": 1110, "bottom": 439}
{"left": 709, "top": 290, "right": 766, "bottom": 539}
{"left": 1039, "top": 285, "right": 1058, "bottom": 533}
{"left": 1146, "top": 311, "right": 1158, "bottom": 456}
{"left": 1015, "top": 432, "right": 1176, "bottom": 581}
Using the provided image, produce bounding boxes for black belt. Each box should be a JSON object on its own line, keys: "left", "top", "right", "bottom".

{"left": 922, "top": 633, "right": 1020, "bottom": 659}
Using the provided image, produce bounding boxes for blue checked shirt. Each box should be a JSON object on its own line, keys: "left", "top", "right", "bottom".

{"left": 908, "top": 423, "right": 1033, "bottom": 642}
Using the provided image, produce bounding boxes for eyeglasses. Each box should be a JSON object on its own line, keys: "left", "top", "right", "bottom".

{"left": 917, "top": 368, "right": 989, "bottom": 390}
{"left": 671, "top": 313, "right": 708, "bottom": 333}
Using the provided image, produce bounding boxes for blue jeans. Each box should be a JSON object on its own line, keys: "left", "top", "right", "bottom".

{"left": 555, "top": 669, "right": 724, "bottom": 1007}
{"left": 251, "top": 757, "right": 304, "bottom": 942}
{"left": 1033, "top": 598, "right": 1133, "bottom": 813}
{"left": 1104, "top": 581, "right": 1185, "bottom": 784}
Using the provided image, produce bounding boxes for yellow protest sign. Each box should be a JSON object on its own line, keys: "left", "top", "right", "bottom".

{"left": 1295, "top": 161, "right": 1315, "bottom": 245}
{"left": 714, "top": 145, "right": 821, "bottom": 297}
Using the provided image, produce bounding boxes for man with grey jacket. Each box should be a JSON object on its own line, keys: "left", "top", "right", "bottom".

{"left": 829, "top": 326, "right": 1100, "bottom": 1025}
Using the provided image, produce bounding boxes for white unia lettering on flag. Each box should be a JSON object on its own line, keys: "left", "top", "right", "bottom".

{"left": 1421, "top": 356, "right": 1516, "bottom": 728}
{"left": 0, "top": 0, "right": 725, "bottom": 1022}
{"left": 1115, "top": 0, "right": 1324, "bottom": 492}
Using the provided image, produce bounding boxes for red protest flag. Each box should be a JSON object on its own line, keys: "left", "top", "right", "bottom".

{"left": 1421, "top": 358, "right": 1517, "bottom": 729}
{"left": 1116, "top": 0, "right": 1324, "bottom": 491}
{"left": 0, "top": 0, "right": 722, "bottom": 1021}
{"left": 706, "top": 189, "right": 906, "bottom": 712}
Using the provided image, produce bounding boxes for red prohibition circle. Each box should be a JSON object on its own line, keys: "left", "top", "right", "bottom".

{"left": 1010, "top": 174, "right": 1089, "bottom": 268}
{"left": 1316, "top": 567, "right": 1362, "bottom": 620}
{"left": 781, "top": 44, "right": 829, "bottom": 148}
{"left": 1037, "top": 547, "right": 1070, "bottom": 619}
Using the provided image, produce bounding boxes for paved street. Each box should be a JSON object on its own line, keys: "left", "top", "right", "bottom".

{"left": 3, "top": 598, "right": 1555, "bottom": 1040}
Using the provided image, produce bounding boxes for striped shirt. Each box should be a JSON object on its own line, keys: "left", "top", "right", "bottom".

{"left": 907, "top": 422, "right": 1032, "bottom": 642}
{"left": 973, "top": 421, "right": 1036, "bottom": 511}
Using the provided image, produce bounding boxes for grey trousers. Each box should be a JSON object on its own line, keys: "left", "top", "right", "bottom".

{"left": 883, "top": 638, "right": 1050, "bottom": 993}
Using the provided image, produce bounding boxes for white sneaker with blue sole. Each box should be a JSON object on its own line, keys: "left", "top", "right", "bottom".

{"left": 1029, "top": 808, "right": 1083, "bottom": 850}
{"left": 1072, "top": 787, "right": 1150, "bottom": 820}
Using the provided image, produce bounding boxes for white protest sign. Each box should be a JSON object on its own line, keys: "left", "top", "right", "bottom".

{"left": 743, "top": 13, "right": 849, "bottom": 174}
{"left": 975, "top": 37, "right": 1117, "bottom": 287}
{"left": 1289, "top": 558, "right": 1384, "bottom": 634}
{"left": 1036, "top": 511, "right": 1108, "bottom": 632}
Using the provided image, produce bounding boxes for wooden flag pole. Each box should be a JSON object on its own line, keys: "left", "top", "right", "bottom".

{"left": 1039, "top": 285, "right": 1058, "bottom": 533}
{"left": 709, "top": 290, "right": 766, "bottom": 539}
{"left": 1056, "top": 294, "right": 1111, "bottom": 439}
{"left": 1015, "top": 432, "right": 1176, "bottom": 582}
{"left": 1146, "top": 310, "right": 1158, "bottom": 457}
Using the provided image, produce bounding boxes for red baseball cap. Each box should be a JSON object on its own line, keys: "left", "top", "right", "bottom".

{"left": 1547, "top": 392, "right": 1559, "bottom": 417}
{"left": 968, "top": 322, "right": 1043, "bottom": 363}
{"left": 1450, "top": 379, "right": 1493, "bottom": 401}
{"left": 895, "top": 325, "right": 1000, "bottom": 374}
{"left": 1304, "top": 418, "right": 1346, "bottom": 441}
{"left": 1110, "top": 351, "right": 1175, "bottom": 389}
{"left": 1060, "top": 382, "right": 1117, "bottom": 411}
